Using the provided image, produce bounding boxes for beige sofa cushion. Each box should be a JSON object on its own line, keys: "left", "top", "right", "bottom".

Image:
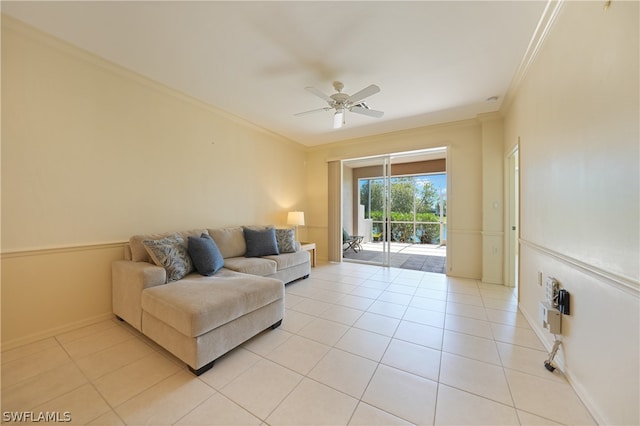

{"left": 263, "top": 251, "right": 310, "bottom": 270}
{"left": 208, "top": 227, "right": 246, "bottom": 258}
{"left": 141, "top": 269, "right": 283, "bottom": 337}
{"left": 223, "top": 257, "right": 277, "bottom": 277}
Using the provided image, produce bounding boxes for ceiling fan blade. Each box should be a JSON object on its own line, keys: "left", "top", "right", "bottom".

{"left": 346, "top": 84, "right": 380, "bottom": 104}
{"left": 350, "top": 105, "right": 384, "bottom": 118}
{"left": 305, "top": 86, "right": 333, "bottom": 103}
{"left": 294, "top": 107, "right": 331, "bottom": 116}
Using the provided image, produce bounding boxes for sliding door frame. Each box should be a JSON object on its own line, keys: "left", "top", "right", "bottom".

{"left": 329, "top": 147, "right": 448, "bottom": 268}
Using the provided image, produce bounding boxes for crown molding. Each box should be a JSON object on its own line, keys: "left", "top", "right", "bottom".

{"left": 500, "top": 0, "right": 566, "bottom": 113}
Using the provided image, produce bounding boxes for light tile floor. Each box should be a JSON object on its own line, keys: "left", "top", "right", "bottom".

{"left": 1, "top": 262, "right": 596, "bottom": 425}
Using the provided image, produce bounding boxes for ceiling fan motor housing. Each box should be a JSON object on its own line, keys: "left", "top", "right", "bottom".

{"left": 330, "top": 92, "right": 350, "bottom": 108}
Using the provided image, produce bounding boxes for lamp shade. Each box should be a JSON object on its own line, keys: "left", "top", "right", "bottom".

{"left": 287, "top": 211, "right": 305, "bottom": 226}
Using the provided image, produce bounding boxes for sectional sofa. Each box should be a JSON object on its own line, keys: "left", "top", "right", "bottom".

{"left": 112, "top": 226, "right": 310, "bottom": 375}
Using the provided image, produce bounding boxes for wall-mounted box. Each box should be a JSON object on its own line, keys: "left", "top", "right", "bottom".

{"left": 539, "top": 301, "right": 562, "bottom": 334}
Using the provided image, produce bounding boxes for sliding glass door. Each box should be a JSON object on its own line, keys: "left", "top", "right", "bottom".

{"left": 340, "top": 148, "right": 448, "bottom": 270}
{"left": 343, "top": 154, "right": 392, "bottom": 266}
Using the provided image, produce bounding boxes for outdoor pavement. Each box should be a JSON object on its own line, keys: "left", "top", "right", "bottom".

{"left": 343, "top": 242, "right": 446, "bottom": 273}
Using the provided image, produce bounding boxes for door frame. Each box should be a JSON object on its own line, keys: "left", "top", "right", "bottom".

{"left": 504, "top": 143, "right": 519, "bottom": 288}
{"left": 335, "top": 147, "right": 448, "bottom": 268}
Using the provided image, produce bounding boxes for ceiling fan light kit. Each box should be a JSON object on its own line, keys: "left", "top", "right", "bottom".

{"left": 333, "top": 109, "right": 345, "bottom": 129}
{"left": 296, "top": 81, "right": 384, "bottom": 129}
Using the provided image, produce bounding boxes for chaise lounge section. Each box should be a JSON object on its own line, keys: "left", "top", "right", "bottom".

{"left": 112, "top": 226, "right": 310, "bottom": 375}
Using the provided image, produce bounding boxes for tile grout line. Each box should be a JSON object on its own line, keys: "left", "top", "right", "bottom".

{"left": 54, "top": 323, "right": 126, "bottom": 425}
{"left": 481, "top": 279, "right": 522, "bottom": 422}
{"left": 431, "top": 273, "right": 452, "bottom": 425}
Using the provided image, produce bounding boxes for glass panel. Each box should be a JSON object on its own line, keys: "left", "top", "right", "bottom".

{"left": 345, "top": 156, "right": 390, "bottom": 266}
{"left": 361, "top": 180, "right": 385, "bottom": 246}
{"left": 346, "top": 152, "right": 448, "bottom": 270}
{"left": 358, "top": 172, "right": 447, "bottom": 245}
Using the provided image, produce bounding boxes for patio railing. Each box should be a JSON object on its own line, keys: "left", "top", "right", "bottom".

{"left": 372, "top": 221, "right": 447, "bottom": 245}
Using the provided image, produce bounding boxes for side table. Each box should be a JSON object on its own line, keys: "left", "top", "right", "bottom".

{"left": 300, "top": 242, "right": 316, "bottom": 267}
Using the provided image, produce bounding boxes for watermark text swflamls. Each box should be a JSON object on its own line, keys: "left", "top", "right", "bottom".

{"left": 2, "top": 411, "right": 71, "bottom": 423}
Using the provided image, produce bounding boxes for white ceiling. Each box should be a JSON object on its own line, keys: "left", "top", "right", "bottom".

{"left": 2, "top": 1, "right": 548, "bottom": 147}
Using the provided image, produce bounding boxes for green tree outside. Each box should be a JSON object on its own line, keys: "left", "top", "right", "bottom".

{"left": 361, "top": 174, "right": 446, "bottom": 244}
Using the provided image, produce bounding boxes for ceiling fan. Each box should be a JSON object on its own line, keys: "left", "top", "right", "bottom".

{"left": 295, "top": 81, "right": 384, "bottom": 129}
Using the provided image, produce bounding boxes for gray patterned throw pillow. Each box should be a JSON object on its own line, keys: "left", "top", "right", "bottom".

{"left": 275, "top": 228, "right": 297, "bottom": 253}
{"left": 143, "top": 233, "right": 193, "bottom": 282}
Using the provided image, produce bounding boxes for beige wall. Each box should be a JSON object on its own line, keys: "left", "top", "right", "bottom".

{"left": 2, "top": 245, "right": 124, "bottom": 348}
{"left": 479, "top": 116, "right": 504, "bottom": 284}
{"left": 503, "top": 2, "right": 639, "bottom": 424}
{"left": 305, "top": 119, "right": 495, "bottom": 280}
{"left": 1, "top": 17, "right": 307, "bottom": 347}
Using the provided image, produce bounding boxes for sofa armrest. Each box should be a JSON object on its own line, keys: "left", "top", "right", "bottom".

{"left": 112, "top": 260, "right": 166, "bottom": 331}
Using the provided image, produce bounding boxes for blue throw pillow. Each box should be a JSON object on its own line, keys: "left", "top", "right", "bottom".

{"left": 188, "top": 233, "right": 224, "bottom": 276}
{"left": 244, "top": 227, "right": 280, "bottom": 257}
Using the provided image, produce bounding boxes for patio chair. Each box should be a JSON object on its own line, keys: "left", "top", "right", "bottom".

{"left": 343, "top": 229, "right": 363, "bottom": 253}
